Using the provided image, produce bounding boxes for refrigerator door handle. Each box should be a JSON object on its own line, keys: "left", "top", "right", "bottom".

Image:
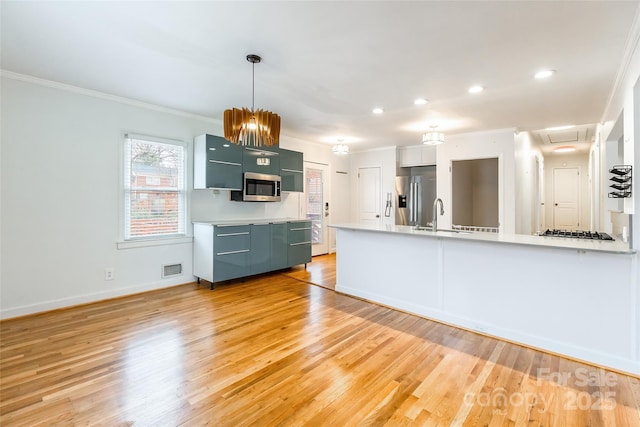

{"left": 414, "top": 181, "right": 419, "bottom": 225}
{"left": 411, "top": 182, "right": 418, "bottom": 224}
{"left": 408, "top": 182, "right": 414, "bottom": 224}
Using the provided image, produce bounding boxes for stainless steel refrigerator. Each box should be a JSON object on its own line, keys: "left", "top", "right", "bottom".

{"left": 395, "top": 165, "right": 437, "bottom": 226}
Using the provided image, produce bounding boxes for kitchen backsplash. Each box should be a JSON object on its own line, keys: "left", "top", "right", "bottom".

{"left": 191, "top": 189, "right": 302, "bottom": 222}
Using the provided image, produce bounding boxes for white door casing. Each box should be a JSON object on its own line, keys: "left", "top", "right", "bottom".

{"left": 358, "top": 167, "right": 381, "bottom": 225}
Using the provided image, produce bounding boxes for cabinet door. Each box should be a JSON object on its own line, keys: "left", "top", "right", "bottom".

{"left": 287, "top": 221, "right": 312, "bottom": 267}
{"left": 399, "top": 145, "right": 436, "bottom": 167}
{"left": 213, "top": 225, "right": 250, "bottom": 282}
{"left": 270, "top": 223, "right": 288, "bottom": 270}
{"left": 399, "top": 145, "right": 422, "bottom": 167}
{"left": 279, "top": 148, "right": 304, "bottom": 192}
{"left": 421, "top": 146, "right": 436, "bottom": 165}
{"left": 243, "top": 147, "right": 280, "bottom": 175}
{"left": 250, "top": 224, "right": 271, "bottom": 275}
{"left": 194, "top": 134, "right": 243, "bottom": 189}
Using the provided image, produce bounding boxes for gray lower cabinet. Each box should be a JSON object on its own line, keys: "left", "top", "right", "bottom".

{"left": 193, "top": 220, "right": 312, "bottom": 288}
{"left": 250, "top": 224, "right": 272, "bottom": 275}
{"left": 193, "top": 224, "right": 250, "bottom": 286}
{"left": 271, "top": 222, "right": 288, "bottom": 270}
{"left": 212, "top": 225, "right": 250, "bottom": 282}
{"left": 287, "top": 221, "right": 312, "bottom": 266}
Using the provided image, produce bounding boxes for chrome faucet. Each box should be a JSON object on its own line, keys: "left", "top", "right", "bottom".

{"left": 432, "top": 198, "right": 444, "bottom": 231}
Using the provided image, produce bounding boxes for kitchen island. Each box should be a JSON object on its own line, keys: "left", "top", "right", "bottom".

{"left": 331, "top": 223, "right": 639, "bottom": 375}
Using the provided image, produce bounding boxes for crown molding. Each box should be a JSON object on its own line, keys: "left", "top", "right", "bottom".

{"left": 0, "top": 69, "right": 218, "bottom": 124}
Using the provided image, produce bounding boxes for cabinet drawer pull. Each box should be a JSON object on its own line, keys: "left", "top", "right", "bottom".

{"left": 289, "top": 241, "right": 311, "bottom": 246}
{"left": 281, "top": 168, "right": 303, "bottom": 173}
{"left": 216, "top": 249, "right": 250, "bottom": 256}
{"left": 216, "top": 232, "right": 250, "bottom": 237}
{"left": 290, "top": 227, "right": 312, "bottom": 231}
{"left": 209, "top": 159, "right": 241, "bottom": 166}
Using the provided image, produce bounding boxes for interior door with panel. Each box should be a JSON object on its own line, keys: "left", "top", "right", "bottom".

{"left": 305, "top": 162, "right": 330, "bottom": 256}
{"left": 553, "top": 167, "right": 580, "bottom": 230}
{"left": 358, "top": 167, "right": 381, "bottom": 225}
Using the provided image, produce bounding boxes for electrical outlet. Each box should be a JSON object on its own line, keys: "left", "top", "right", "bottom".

{"left": 104, "top": 268, "right": 114, "bottom": 281}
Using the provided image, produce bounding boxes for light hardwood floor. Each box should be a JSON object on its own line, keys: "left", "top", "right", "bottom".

{"left": 1, "top": 263, "right": 639, "bottom": 426}
{"left": 282, "top": 253, "right": 336, "bottom": 290}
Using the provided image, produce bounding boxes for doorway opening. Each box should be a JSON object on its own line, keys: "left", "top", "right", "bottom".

{"left": 305, "top": 162, "right": 330, "bottom": 256}
{"left": 451, "top": 158, "right": 499, "bottom": 230}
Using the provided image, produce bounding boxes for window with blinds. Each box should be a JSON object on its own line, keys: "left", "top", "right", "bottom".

{"left": 123, "top": 134, "right": 186, "bottom": 240}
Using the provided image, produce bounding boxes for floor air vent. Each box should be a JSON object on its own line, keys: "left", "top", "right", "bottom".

{"left": 162, "top": 263, "right": 183, "bottom": 278}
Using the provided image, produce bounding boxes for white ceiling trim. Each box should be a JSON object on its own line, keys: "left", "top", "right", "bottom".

{"left": 601, "top": 5, "right": 640, "bottom": 123}
{"left": 0, "top": 69, "right": 218, "bottom": 124}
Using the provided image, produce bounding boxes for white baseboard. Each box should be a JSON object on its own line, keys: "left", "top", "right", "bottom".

{"left": 0, "top": 277, "right": 193, "bottom": 320}
{"left": 336, "top": 284, "right": 640, "bottom": 377}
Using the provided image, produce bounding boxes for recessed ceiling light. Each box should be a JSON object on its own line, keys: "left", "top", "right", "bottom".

{"left": 553, "top": 146, "right": 576, "bottom": 153}
{"left": 534, "top": 69, "right": 555, "bottom": 79}
{"left": 545, "top": 125, "right": 575, "bottom": 131}
{"left": 414, "top": 98, "right": 428, "bottom": 105}
{"left": 372, "top": 107, "right": 384, "bottom": 114}
{"left": 468, "top": 85, "right": 484, "bottom": 94}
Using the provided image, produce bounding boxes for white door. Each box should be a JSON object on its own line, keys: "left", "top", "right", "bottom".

{"left": 553, "top": 167, "right": 580, "bottom": 230}
{"left": 305, "top": 162, "right": 330, "bottom": 256}
{"left": 358, "top": 167, "right": 381, "bottom": 225}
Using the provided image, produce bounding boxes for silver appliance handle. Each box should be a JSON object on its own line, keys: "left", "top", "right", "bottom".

{"left": 413, "top": 182, "right": 422, "bottom": 225}
{"left": 411, "top": 182, "right": 419, "bottom": 225}
{"left": 407, "top": 182, "right": 413, "bottom": 225}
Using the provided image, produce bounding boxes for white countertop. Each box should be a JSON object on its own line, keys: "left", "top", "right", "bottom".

{"left": 330, "top": 223, "right": 635, "bottom": 254}
{"left": 193, "top": 218, "right": 308, "bottom": 226}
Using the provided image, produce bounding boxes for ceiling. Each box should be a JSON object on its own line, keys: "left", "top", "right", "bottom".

{"left": 2, "top": 1, "right": 639, "bottom": 152}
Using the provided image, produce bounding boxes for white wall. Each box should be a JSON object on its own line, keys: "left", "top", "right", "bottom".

{"left": 514, "top": 131, "right": 543, "bottom": 235}
{"left": 0, "top": 74, "right": 341, "bottom": 318}
{"left": 436, "top": 129, "right": 516, "bottom": 233}
{"left": 330, "top": 154, "right": 350, "bottom": 252}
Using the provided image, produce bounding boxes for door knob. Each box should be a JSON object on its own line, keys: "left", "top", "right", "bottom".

{"left": 376, "top": 214, "right": 380, "bottom": 218}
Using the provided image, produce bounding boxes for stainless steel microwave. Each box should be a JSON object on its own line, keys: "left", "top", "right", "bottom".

{"left": 230, "top": 172, "right": 281, "bottom": 202}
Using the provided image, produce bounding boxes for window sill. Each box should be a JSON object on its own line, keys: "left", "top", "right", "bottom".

{"left": 117, "top": 236, "right": 193, "bottom": 250}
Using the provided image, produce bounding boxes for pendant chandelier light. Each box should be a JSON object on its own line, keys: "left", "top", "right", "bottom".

{"left": 422, "top": 125, "right": 445, "bottom": 145}
{"left": 224, "top": 54, "right": 281, "bottom": 147}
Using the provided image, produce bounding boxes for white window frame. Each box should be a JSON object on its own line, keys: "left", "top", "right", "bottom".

{"left": 118, "top": 133, "right": 190, "bottom": 249}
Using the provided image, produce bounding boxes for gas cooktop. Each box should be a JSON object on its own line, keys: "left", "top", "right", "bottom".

{"left": 538, "top": 229, "right": 614, "bottom": 241}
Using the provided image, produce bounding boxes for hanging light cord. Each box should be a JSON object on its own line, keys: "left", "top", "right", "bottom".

{"left": 251, "top": 59, "right": 255, "bottom": 112}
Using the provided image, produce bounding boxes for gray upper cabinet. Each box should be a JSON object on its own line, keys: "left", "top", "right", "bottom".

{"left": 194, "top": 134, "right": 243, "bottom": 190}
{"left": 279, "top": 148, "right": 304, "bottom": 192}
{"left": 242, "top": 147, "right": 280, "bottom": 175}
